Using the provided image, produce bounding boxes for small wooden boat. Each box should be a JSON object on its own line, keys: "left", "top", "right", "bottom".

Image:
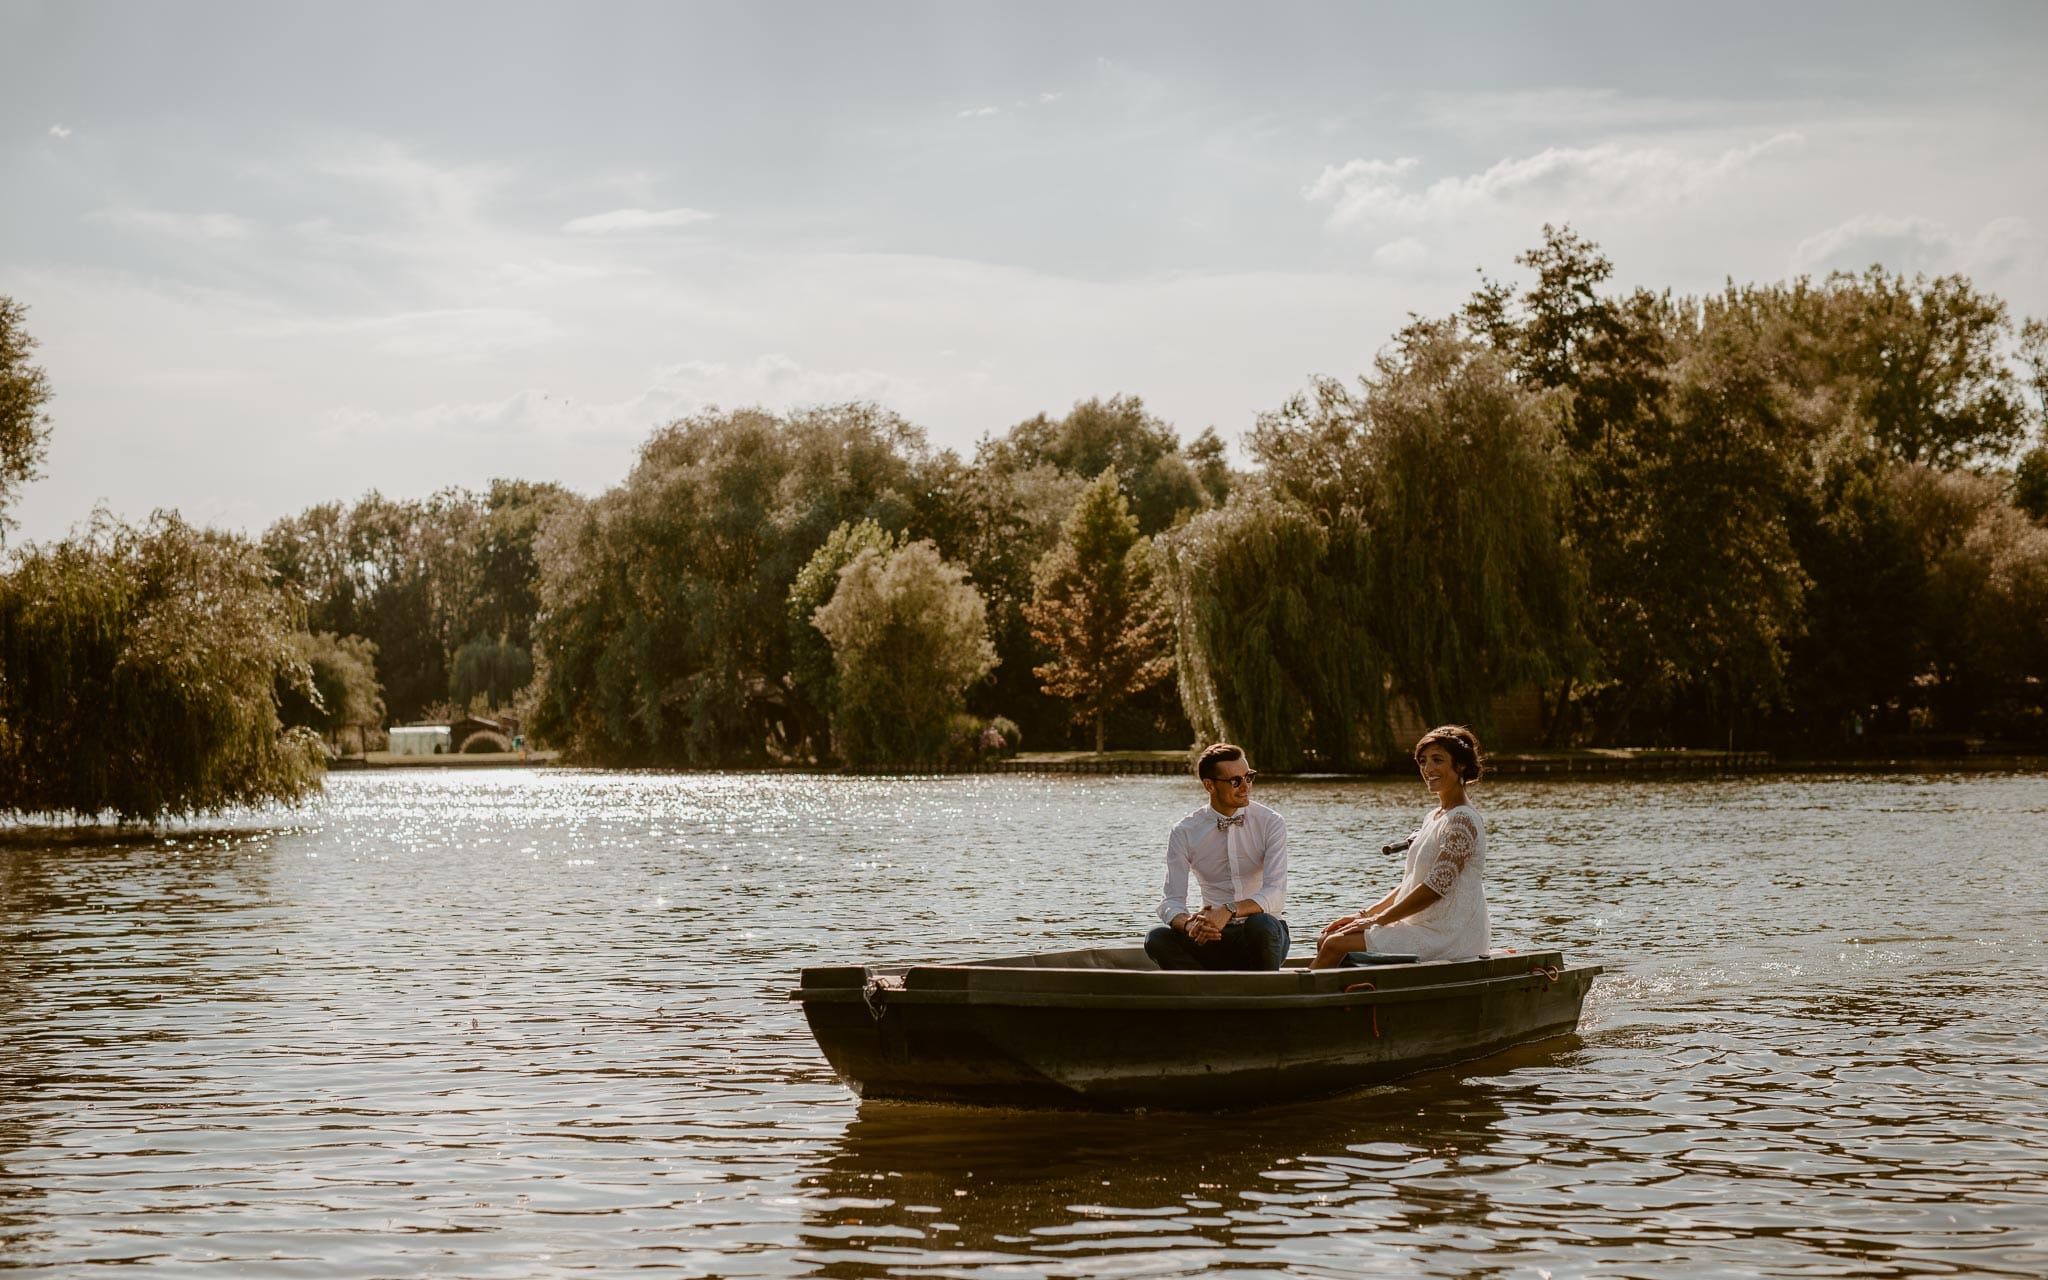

{"left": 791, "top": 946, "right": 1601, "bottom": 1110}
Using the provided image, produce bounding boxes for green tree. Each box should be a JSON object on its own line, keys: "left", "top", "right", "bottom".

{"left": 264, "top": 493, "right": 448, "bottom": 723}
{"left": 786, "top": 519, "right": 902, "bottom": 761}
{"left": 924, "top": 394, "right": 1222, "bottom": 750}
{"left": 811, "top": 540, "right": 997, "bottom": 765}
{"left": 1223, "top": 317, "right": 1578, "bottom": 755}
{"left": 1890, "top": 465, "right": 2048, "bottom": 735}
{"left": 1465, "top": 228, "right": 1817, "bottom": 743}
{"left": 264, "top": 481, "right": 576, "bottom": 726}
{"left": 262, "top": 501, "right": 359, "bottom": 633}
{"left": 2015, "top": 319, "right": 2048, "bottom": 523}
{"left": 0, "top": 296, "right": 54, "bottom": 540}
{"left": 1824, "top": 268, "right": 2027, "bottom": 468}
{"left": 449, "top": 635, "right": 533, "bottom": 711}
{"left": 1156, "top": 489, "right": 1380, "bottom": 770}
{"left": 347, "top": 491, "right": 461, "bottom": 722}
{"left": 1023, "top": 468, "right": 1174, "bottom": 753}
{"left": 470, "top": 479, "right": 577, "bottom": 650}
{"left": 987, "top": 394, "right": 1214, "bottom": 536}
{"left": 918, "top": 447, "right": 1084, "bottom": 748}
{"left": 2015, "top": 446, "right": 2048, "bottom": 524}
{"left": 1351, "top": 320, "right": 1580, "bottom": 730}
{"left": 1185, "top": 427, "right": 1233, "bottom": 509}
{"left": 278, "top": 631, "right": 385, "bottom": 748}
{"left": 531, "top": 404, "right": 927, "bottom": 764}
{"left": 1777, "top": 436, "right": 1929, "bottom": 745}
{"left": 0, "top": 513, "right": 326, "bottom": 822}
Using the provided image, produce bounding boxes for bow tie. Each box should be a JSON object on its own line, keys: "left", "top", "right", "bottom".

{"left": 1216, "top": 814, "right": 1244, "bottom": 830}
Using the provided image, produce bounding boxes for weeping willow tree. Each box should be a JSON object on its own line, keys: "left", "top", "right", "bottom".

{"left": 1154, "top": 490, "right": 1385, "bottom": 771}
{"left": 1353, "top": 319, "right": 1582, "bottom": 729}
{"left": 0, "top": 512, "right": 327, "bottom": 822}
{"left": 449, "top": 635, "right": 533, "bottom": 711}
{"left": 1165, "top": 318, "right": 1579, "bottom": 767}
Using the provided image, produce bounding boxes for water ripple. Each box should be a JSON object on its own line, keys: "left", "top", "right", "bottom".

{"left": 3, "top": 769, "right": 2047, "bottom": 1276}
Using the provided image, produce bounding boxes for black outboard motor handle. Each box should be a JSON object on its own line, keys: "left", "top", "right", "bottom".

{"left": 1380, "top": 837, "right": 1412, "bottom": 856}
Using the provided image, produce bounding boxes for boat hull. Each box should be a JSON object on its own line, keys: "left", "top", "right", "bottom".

{"left": 793, "top": 947, "right": 1600, "bottom": 1110}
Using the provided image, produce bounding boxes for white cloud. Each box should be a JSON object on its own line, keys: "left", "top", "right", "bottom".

{"left": 1038, "top": 91, "right": 1063, "bottom": 104}
{"left": 92, "top": 207, "right": 257, "bottom": 241}
{"left": 276, "top": 307, "right": 563, "bottom": 362}
{"left": 561, "top": 206, "right": 714, "bottom": 235}
{"left": 322, "top": 387, "right": 577, "bottom": 441}
{"left": 1790, "top": 214, "right": 2043, "bottom": 280}
{"left": 48, "top": 124, "right": 71, "bottom": 139}
{"left": 487, "top": 257, "right": 647, "bottom": 288}
{"left": 320, "top": 354, "right": 932, "bottom": 447}
{"left": 1372, "top": 237, "right": 1430, "bottom": 270}
{"left": 1305, "top": 133, "right": 1804, "bottom": 229}
{"left": 957, "top": 106, "right": 999, "bottom": 119}
{"left": 1301, "top": 157, "right": 1420, "bottom": 222}
{"left": 1413, "top": 89, "right": 1748, "bottom": 141}
{"left": 310, "top": 141, "right": 513, "bottom": 226}
{"left": 646, "top": 353, "right": 929, "bottom": 413}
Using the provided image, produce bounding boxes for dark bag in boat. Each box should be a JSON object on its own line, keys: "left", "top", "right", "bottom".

{"left": 1340, "top": 951, "right": 1418, "bottom": 966}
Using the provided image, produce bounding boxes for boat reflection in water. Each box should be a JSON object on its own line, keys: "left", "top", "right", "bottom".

{"left": 793, "top": 1048, "right": 1590, "bottom": 1279}
{"left": 792, "top": 946, "right": 1599, "bottom": 1111}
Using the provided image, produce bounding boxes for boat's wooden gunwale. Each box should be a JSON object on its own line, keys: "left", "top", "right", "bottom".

{"left": 796, "top": 964, "right": 1600, "bottom": 1013}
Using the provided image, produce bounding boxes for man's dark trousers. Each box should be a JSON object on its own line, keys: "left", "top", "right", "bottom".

{"left": 1144, "top": 915, "right": 1290, "bottom": 971}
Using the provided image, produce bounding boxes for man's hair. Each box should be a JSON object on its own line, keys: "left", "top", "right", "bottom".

{"left": 1413, "top": 724, "right": 1484, "bottom": 782}
{"left": 1195, "top": 742, "right": 1246, "bottom": 781}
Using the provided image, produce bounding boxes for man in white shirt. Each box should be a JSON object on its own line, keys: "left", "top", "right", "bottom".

{"left": 1146, "top": 743, "right": 1290, "bottom": 970}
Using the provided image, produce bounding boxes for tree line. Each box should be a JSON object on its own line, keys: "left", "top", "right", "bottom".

{"left": 2, "top": 227, "right": 2045, "bottom": 819}
{"left": 1177, "top": 229, "right": 2048, "bottom": 767}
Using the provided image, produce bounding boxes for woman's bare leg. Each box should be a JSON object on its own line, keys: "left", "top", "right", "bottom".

{"left": 1311, "top": 928, "right": 1367, "bottom": 969}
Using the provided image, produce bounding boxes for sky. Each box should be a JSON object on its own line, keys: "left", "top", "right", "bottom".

{"left": 3, "top": 0, "right": 2046, "bottom": 545}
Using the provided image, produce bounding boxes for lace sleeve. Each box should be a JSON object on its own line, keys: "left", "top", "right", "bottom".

{"left": 1424, "top": 811, "right": 1480, "bottom": 895}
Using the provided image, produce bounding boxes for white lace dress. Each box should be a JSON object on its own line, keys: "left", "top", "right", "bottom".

{"left": 1363, "top": 803, "right": 1490, "bottom": 961}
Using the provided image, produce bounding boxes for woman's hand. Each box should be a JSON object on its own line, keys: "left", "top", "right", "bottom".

{"left": 1318, "top": 913, "right": 1361, "bottom": 942}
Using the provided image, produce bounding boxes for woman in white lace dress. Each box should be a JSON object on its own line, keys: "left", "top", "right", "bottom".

{"left": 1312, "top": 725, "right": 1490, "bottom": 967}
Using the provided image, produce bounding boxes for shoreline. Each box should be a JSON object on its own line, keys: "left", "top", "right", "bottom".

{"left": 324, "top": 747, "right": 2048, "bottom": 778}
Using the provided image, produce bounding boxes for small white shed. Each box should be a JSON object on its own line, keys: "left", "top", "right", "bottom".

{"left": 387, "top": 725, "right": 452, "bottom": 756}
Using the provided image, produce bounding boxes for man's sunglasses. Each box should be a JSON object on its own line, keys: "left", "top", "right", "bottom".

{"left": 1209, "top": 771, "right": 1257, "bottom": 788}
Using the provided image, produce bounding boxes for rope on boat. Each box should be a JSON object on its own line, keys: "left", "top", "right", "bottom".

{"left": 1344, "top": 982, "right": 1380, "bottom": 1037}
{"left": 862, "top": 978, "right": 890, "bottom": 1021}
{"left": 1527, "top": 965, "right": 1560, "bottom": 987}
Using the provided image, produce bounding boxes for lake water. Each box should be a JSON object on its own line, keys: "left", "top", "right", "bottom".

{"left": 2, "top": 768, "right": 2046, "bottom": 1278}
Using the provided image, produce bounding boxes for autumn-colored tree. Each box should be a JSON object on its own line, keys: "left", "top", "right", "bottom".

{"left": 1023, "top": 469, "right": 1175, "bottom": 753}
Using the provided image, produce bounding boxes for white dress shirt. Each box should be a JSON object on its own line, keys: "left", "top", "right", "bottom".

{"left": 1156, "top": 799, "right": 1288, "bottom": 926}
